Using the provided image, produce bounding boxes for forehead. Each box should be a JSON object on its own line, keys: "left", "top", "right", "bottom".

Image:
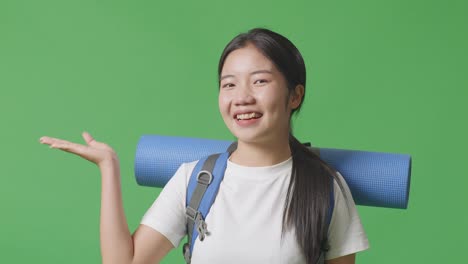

{"left": 221, "top": 44, "right": 277, "bottom": 75}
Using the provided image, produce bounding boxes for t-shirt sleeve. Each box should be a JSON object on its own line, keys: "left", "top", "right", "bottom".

{"left": 325, "top": 171, "right": 370, "bottom": 260}
{"left": 140, "top": 161, "right": 197, "bottom": 248}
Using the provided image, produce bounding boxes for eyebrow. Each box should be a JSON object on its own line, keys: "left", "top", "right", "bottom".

{"left": 220, "top": 70, "right": 273, "bottom": 81}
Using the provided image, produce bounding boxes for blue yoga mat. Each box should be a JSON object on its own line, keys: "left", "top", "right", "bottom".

{"left": 134, "top": 135, "right": 412, "bottom": 209}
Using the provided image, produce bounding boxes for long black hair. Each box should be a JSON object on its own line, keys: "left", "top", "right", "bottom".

{"left": 218, "top": 28, "right": 348, "bottom": 263}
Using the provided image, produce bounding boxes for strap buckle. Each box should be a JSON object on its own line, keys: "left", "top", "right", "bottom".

{"left": 186, "top": 207, "right": 208, "bottom": 241}
{"left": 182, "top": 243, "right": 191, "bottom": 263}
{"left": 196, "top": 217, "right": 208, "bottom": 241}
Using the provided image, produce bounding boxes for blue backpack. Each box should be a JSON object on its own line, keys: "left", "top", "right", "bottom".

{"left": 182, "top": 144, "right": 335, "bottom": 264}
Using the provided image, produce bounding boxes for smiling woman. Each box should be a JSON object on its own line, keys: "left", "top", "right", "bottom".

{"left": 218, "top": 43, "right": 294, "bottom": 148}
{"left": 142, "top": 28, "right": 370, "bottom": 263}
{"left": 40, "top": 28, "right": 369, "bottom": 264}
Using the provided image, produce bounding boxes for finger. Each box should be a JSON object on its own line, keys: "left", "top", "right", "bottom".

{"left": 50, "top": 140, "right": 90, "bottom": 157}
{"left": 42, "top": 136, "right": 100, "bottom": 163}
{"left": 39, "top": 136, "right": 53, "bottom": 144}
{"left": 39, "top": 136, "right": 48, "bottom": 144}
{"left": 82, "top": 131, "right": 96, "bottom": 146}
{"left": 40, "top": 136, "right": 72, "bottom": 146}
{"left": 41, "top": 136, "right": 75, "bottom": 148}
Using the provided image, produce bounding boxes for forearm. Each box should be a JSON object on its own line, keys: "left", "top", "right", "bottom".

{"left": 39, "top": 134, "right": 139, "bottom": 263}
{"left": 99, "top": 160, "right": 134, "bottom": 264}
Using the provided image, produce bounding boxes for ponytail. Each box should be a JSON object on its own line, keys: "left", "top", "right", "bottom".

{"left": 283, "top": 134, "right": 347, "bottom": 263}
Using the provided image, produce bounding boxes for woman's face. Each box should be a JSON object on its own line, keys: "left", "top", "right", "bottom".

{"left": 218, "top": 43, "right": 301, "bottom": 145}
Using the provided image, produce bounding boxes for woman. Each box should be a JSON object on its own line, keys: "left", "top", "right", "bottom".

{"left": 40, "top": 28, "right": 369, "bottom": 264}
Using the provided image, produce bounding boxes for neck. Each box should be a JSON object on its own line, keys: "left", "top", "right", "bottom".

{"left": 229, "top": 135, "right": 292, "bottom": 167}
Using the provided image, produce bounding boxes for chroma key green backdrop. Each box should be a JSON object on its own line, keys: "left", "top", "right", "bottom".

{"left": 1, "top": 0, "right": 466, "bottom": 263}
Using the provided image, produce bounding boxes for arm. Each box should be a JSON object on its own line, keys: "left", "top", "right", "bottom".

{"left": 99, "top": 160, "right": 174, "bottom": 263}
{"left": 40, "top": 132, "right": 173, "bottom": 264}
{"left": 325, "top": 253, "right": 355, "bottom": 264}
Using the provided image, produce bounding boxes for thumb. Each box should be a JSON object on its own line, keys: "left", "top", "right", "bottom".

{"left": 82, "top": 131, "right": 97, "bottom": 146}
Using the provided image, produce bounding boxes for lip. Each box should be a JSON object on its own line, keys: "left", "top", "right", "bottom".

{"left": 232, "top": 110, "right": 263, "bottom": 119}
{"left": 234, "top": 115, "right": 262, "bottom": 127}
{"left": 232, "top": 110, "right": 263, "bottom": 128}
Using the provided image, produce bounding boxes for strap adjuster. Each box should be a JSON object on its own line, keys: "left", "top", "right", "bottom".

{"left": 186, "top": 206, "right": 198, "bottom": 222}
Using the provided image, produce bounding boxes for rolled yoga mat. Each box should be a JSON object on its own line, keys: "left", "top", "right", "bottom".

{"left": 134, "top": 135, "right": 412, "bottom": 209}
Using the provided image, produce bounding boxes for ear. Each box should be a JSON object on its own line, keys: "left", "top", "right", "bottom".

{"left": 289, "top": 84, "right": 304, "bottom": 110}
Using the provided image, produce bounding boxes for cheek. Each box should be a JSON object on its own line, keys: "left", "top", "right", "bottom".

{"left": 258, "top": 88, "right": 287, "bottom": 113}
{"left": 218, "top": 93, "right": 230, "bottom": 116}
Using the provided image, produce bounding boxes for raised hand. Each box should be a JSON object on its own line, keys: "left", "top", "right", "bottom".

{"left": 39, "top": 131, "right": 118, "bottom": 168}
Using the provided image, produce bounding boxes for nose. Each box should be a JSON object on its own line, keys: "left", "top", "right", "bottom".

{"left": 233, "top": 83, "right": 255, "bottom": 106}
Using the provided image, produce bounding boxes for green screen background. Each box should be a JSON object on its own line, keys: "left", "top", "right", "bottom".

{"left": 1, "top": 0, "right": 466, "bottom": 263}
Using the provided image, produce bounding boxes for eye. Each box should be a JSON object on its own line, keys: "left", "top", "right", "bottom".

{"left": 222, "top": 83, "right": 235, "bottom": 89}
{"left": 254, "top": 79, "right": 268, "bottom": 85}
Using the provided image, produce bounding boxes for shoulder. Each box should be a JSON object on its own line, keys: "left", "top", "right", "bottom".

{"left": 139, "top": 159, "right": 201, "bottom": 248}
{"left": 329, "top": 170, "right": 361, "bottom": 229}
{"left": 326, "top": 170, "right": 370, "bottom": 260}
{"left": 165, "top": 160, "right": 199, "bottom": 189}
{"left": 332, "top": 171, "right": 350, "bottom": 201}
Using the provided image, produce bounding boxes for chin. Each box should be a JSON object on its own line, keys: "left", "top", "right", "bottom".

{"left": 231, "top": 130, "right": 270, "bottom": 145}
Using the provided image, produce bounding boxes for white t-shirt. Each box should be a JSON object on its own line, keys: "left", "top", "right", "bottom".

{"left": 141, "top": 157, "right": 370, "bottom": 263}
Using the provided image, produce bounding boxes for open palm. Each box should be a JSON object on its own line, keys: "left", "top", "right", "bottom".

{"left": 39, "top": 131, "right": 118, "bottom": 167}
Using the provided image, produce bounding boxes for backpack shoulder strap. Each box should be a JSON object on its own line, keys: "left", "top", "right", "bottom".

{"left": 182, "top": 151, "right": 230, "bottom": 263}
{"left": 182, "top": 142, "right": 335, "bottom": 263}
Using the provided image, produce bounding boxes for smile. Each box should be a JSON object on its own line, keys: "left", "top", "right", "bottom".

{"left": 235, "top": 112, "right": 263, "bottom": 120}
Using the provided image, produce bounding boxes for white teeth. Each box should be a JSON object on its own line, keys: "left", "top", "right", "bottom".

{"left": 236, "top": 112, "right": 260, "bottom": 120}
